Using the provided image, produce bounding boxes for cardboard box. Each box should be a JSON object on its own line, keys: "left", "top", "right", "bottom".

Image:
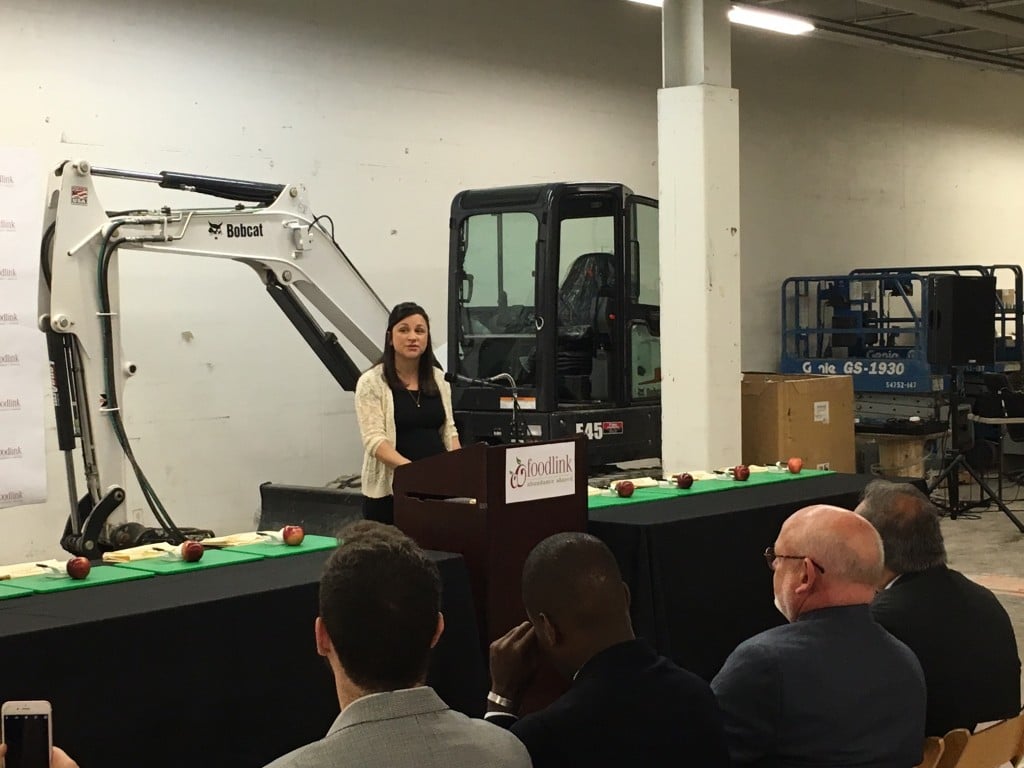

{"left": 741, "top": 372, "right": 855, "bottom": 473}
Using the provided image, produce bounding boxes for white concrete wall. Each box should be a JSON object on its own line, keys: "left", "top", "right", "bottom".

{"left": 3, "top": 0, "right": 1024, "bottom": 562}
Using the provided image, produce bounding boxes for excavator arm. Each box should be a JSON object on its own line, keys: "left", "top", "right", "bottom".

{"left": 40, "top": 160, "right": 389, "bottom": 554}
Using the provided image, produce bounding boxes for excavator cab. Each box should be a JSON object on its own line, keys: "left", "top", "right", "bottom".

{"left": 447, "top": 183, "right": 661, "bottom": 467}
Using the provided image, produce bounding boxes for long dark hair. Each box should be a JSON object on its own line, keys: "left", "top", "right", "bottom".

{"left": 379, "top": 301, "right": 440, "bottom": 396}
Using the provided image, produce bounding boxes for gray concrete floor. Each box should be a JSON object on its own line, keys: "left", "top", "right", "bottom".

{"left": 932, "top": 482, "right": 1024, "bottom": 694}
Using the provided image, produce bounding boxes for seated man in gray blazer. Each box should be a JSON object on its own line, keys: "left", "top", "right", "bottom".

{"left": 264, "top": 521, "right": 531, "bottom": 768}
{"left": 711, "top": 505, "right": 927, "bottom": 768}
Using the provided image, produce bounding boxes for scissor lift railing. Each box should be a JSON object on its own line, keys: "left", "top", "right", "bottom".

{"left": 849, "top": 264, "right": 1023, "bottom": 364}
{"left": 781, "top": 272, "right": 937, "bottom": 393}
{"left": 780, "top": 264, "right": 1024, "bottom": 395}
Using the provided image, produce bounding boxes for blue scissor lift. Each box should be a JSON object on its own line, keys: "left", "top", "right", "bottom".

{"left": 780, "top": 264, "right": 1023, "bottom": 425}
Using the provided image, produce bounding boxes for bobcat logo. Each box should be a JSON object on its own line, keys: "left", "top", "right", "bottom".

{"left": 208, "top": 221, "right": 223, "bottom": 237}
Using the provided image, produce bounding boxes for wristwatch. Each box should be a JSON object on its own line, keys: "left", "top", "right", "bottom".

{"left": 487, "top": 691, "right": 513, "bottom": 708}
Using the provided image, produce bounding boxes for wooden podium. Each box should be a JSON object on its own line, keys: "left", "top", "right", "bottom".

{"left": 393, "top": 436, "right": 587, "bottom": 643}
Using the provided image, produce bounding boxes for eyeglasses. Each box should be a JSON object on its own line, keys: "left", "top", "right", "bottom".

{"left": 764, "top": 546, "right": 826, "bottom": 574}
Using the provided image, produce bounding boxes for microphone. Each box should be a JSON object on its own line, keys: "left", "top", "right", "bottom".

{"left": 443, "top": 371, "right": 505, "bottom": 388}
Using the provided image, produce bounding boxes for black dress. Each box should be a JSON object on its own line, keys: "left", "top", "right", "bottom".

{"left": 394, "top": 387, "right": 446, "bottom": 461}
{"left": 362, "top": 387, "right": 446, "bottom": 525}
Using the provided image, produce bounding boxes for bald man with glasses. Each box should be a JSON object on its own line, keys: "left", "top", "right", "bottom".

{"left": 711, "top": 505, "right": 927, "bottom": 768}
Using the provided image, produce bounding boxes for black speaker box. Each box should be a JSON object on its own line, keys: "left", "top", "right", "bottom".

{"left": 926, "top": 275, "right": 995, "bottom": 367}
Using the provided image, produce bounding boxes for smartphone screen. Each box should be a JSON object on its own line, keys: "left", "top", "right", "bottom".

{"left": 3, "top": 713, "right": 50, "bottom": 768}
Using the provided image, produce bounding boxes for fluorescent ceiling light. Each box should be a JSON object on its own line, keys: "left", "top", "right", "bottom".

{"left": 626, "top": 1, "right": 815, "bottom": 37}
{"left": 728, "top": 5, "right": 814, "bottom": 35}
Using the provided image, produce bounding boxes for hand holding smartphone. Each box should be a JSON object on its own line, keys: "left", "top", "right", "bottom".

{"left": 1, "top": 701, "right": 52, "bottom": 768}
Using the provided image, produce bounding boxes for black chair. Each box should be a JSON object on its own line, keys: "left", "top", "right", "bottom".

{"left": 980, "top": 372, "right": 1024, "bottom": 442}
{"left": 967, "top": 393, "right": 1002, "bottom": 471}
{"left": 964, "top": 375, "right": 1024, "bottom": 492}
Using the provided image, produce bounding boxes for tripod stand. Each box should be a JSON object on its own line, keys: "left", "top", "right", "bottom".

{"left": 927, "top": 369, "right": 1024, "bottom": 533}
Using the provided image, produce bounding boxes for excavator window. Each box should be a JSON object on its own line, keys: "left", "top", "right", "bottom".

{"left": 556, "top": 216, "right": 616, "bottom": 403}
{"left": 628, "top": 199, "right": 661, "bottom": 401}
{"left": 456, "top": 211, "right": 539, "bottom": 386}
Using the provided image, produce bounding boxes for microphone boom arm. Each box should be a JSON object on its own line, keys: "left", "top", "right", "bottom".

{"left": 445, "top": 371, "right": 530, "bottom": 443}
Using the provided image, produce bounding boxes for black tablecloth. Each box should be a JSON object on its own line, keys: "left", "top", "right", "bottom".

{"left": 0, "top": 550, "right": 485, "bottom": 768}
{"left": 0, "top": 472, "right": 871, "bottom": 767}
{"left": 588, "top": 473, "right": 872, "bottom": 682}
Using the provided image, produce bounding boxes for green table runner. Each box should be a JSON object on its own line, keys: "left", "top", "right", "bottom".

{"left": 0, "top": 582, "right": 34, "bottom": 600}
{"left": 228, "top": 534, "right": 338, "bottom": 559}
{"left": 588, "top": 469, "right": 835, "bottom": 509}
{"left": 8, "top": 565, "right": 154, "bottom": 593}
{"left": 111, "top": 548, "right": 264, "bottom": 575}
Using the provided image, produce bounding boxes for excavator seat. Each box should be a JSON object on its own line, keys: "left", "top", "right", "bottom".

{"left": 557, "top": 252, "right": 616, "bottom": 398}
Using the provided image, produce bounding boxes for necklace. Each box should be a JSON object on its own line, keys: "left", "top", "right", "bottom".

{"left": 407, "top": 388, "right": 421, "bottom": 408}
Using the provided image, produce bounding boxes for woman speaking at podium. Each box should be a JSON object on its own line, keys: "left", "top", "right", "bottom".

{"left": 355, "top": 301, "right": 460, "bottom": 524}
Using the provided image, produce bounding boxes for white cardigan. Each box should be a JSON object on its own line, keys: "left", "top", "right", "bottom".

{"left": 354, "top": 364, "right": 457, "bottom": 498}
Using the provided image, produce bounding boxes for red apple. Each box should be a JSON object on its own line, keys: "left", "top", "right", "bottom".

{"left": 676, "top": 473, "right": 694, "bottom": 490}
{"left": 66, "top": 557, "right": 91, "bottom": 580}
{"left": 787, "top": 457, "right": 804, "bottom": 474}
{"left": 733, "top": 465, "right": 751, "bottom": 481}
{"left": 616, "top": 481, "right": 635, "bottom": 498}
{"left": 180, "top": 541, "right": 204, "bottom": 563}
{"left": 282, "top": 525, "right": 305, "bottom": 546}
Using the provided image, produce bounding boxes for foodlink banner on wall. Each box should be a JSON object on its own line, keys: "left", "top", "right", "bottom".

{"left": 0, "top": 148, "right": 48, "bottom": 509}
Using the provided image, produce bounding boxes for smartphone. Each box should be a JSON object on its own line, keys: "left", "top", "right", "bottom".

{"left": 1, "top": 701, "right": 52, "bottom": 768}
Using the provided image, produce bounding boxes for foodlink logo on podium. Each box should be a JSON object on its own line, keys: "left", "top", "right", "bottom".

{"left": 0, "top": 352, "right": 20, "bottom": 366}
{"left": 0, "top": 312, "right": 17, "bottom": 324}
{"left": 505, "top": 442, "right": 576, "bottom": 504}
{"left": 0, "top": 490, "right": 23, "bottom": 503}
{"left": 0, "top": 266, "right": 16, "bottom": 279}
{"left": 0, "top": 446, "right": 24, "bottom": 460}
{"left": 0, "top": 398, "right": 20, "bottom": 411}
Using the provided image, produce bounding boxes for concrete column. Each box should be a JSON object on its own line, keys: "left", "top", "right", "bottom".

{"left": 659, "top": 0, "right": 742, "bottom": 472}
{"left": 663, "top": 0, "right": 731, "bottom": 87}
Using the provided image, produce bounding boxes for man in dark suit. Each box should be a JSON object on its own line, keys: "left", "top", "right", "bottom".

{"left": 857, "top": 479, "right": 1022, "bottom": 737}
{"left": 484, "top": 532, "right": 730, "bottom": 768}
{"left": 711, "top": 505, "right": 926, "bottom": 768}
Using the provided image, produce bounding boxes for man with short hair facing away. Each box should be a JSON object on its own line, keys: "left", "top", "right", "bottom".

{"left": 486, "top": 532, "right": 731, "bottom": 768}
{"left": 711, "top": 505, "right": 926, "bottom": 768}
{"left": 857, "top": 479, "right": 1021, "bottom": 737}
{"left": 265, "top": 521, "right": 531, "bottom": 768}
